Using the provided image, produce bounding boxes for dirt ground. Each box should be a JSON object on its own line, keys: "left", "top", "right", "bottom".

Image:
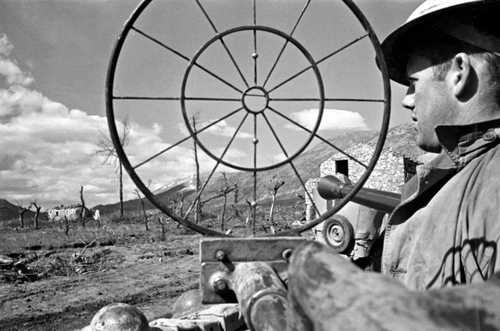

{"left": 0, "top": 226, "right": 202, "bottom": 331}
{"left": 0, "top": 199, "right": 307, "bottom": 331}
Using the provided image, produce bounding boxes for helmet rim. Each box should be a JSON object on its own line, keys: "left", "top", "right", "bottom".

{"left": 381, "top": 0, "right": 496, "bottom": 85}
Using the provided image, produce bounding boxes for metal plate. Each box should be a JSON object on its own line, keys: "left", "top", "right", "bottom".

{"left": 200, "top": 237, "right": 305, "bottom": 303}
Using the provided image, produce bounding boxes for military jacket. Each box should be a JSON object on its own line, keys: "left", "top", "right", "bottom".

{"left": 382, "top": 119, "right": 500, "bottom": 290}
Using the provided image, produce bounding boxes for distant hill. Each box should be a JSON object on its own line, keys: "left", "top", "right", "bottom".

{"left": 0, "top": 199, "right": 35, "bottom": 222}
{"left": 93, "top": 124, "right": 419, "bottom": 215}
{"left": 194, "top": 128, "right": 380, "bottom": 205}
{"left": 93, "top": 182, "right": 194, "bottom": 215}
{"left": 382, "top": 123, "right": 422, "bottom": 161}
{"left": 196, "top": 124, "right": 420, "bottom": 203}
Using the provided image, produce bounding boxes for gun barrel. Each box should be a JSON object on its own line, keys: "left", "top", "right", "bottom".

{"left": 317, "top": 175, "right": 401, "bottom": 213}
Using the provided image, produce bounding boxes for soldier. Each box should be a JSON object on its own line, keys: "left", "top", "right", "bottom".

{"left": 287, "top": 0, "right": 500, "bottom": 329}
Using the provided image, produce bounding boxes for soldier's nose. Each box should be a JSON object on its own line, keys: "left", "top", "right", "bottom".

{"left": 402, "top": 90, "right": 415, "bottom": 111}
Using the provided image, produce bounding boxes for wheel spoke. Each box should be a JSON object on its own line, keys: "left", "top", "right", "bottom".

{"left": 195, "top": 0, "right": 250, "bottom": 88}
{"left": 267, "top": 106, "right": 368, "bottom": 168}
{"left": 261, "top": 112, "right": 321, "bottom": 216}
{"left": 183, "top": 112, "right": 250, "bottom": 220}
{"left": 114, "top": 96, "right": 181, "bottom": 101}
{"left": 132, "top": 27, "right": 243, "bottom": 94}
{"left": 269, "top": 97, "right": 385, "bottom": 103}
{"left": 262, "top": 0, "right": 312, "bottom": 88}
{"left": 133, "top": 107, "right": 244, "bottom": 169}
{"left": 113, "top": 96, "right": 242, "bottom": 102}
{"left": 267, "top": 33, "right": 368, "bottom": 94}
{"left": 252, "top": 0, "right": 258, "bottom": 85}
{"left": 252, "top": 113, "right": 258, "bottom": 235}
{"left": 261, "top": 112, "right": 288, "bottom": 160}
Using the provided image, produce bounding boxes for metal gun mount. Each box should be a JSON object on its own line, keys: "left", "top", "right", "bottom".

{"left": 106, "top": 0, "right": 391, "bottom": 329}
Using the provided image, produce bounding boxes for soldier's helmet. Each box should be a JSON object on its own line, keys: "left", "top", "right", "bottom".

{"left": 381, "top": 0, "right": 500, "bottom": 85}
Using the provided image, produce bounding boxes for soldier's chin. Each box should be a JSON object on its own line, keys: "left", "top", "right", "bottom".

{"left": 416, "top": 137, "right": 442, "bottom": 153}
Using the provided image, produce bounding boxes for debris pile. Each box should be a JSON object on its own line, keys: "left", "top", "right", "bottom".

{"left": 0, "top": 247, "right": 125, "bottom": 283}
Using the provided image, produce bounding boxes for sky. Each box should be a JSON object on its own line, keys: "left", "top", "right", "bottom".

{"left": 0, "top": 0, "right": 420, "bottom": 208}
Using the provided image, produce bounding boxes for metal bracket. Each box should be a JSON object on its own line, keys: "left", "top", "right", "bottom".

{"left": 200, "top": 237, "right": 305, "bottom": 304}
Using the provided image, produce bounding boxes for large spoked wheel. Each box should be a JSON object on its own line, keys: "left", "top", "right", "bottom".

{"left": 106, "top": 0, "right": 391, "bottom": 236}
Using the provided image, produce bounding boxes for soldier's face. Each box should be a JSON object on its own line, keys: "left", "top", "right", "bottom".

{"left": 402, "top": 54, "right": 454, "bottom": 153}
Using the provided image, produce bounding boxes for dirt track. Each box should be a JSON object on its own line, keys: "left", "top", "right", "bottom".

{"left": 0, "top": 235, "right": 201, "bottom": 331}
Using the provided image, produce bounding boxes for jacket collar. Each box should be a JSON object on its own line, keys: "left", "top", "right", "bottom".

{"left": 397, "top": 117, "right": 500, "bottom": 211}
{"left": 434, "top": 117, "right": 500, "bottom": 168}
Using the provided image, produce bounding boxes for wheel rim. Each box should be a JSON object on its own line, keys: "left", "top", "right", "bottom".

{"left": 105, "top": 0, "right": 391, "bottom": 237}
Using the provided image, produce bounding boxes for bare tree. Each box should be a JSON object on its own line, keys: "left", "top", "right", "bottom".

{"left": 30, "top": 201, "right": 42, "bottom": 229}
{"left": 245, "top": 199, "right": 252, "bottom": 226}
{"left": 63, "top": 215, "right": 70, "bottom": 236}
{"left": 268, "top": 176, "right": 285, "bottom": 225}
{"left": 96, "top": 118, "right": 130, "bottom": 218}
{"left": 168, "top": 196, "right": 184, "bottom": 229}
{"left": 192, "top": 115, "right": 202, "bottom": 224}
{"left": 134, "top": 189, "right": 150, "bottom": 231}
{"left": 219, "top": 173, "right": 231, "bottom": 231}
{"left": 18, "top": 205, "right": 30, "bottom": 229}
{"left": 201, "top": 172, "right": 238, "bottom": 231}
{"left": 157, "top": 215, "right": 168, "bottom": 241}
{"left": 79, "top": 186, "right": 87, "bottom": 227}
{"left": 175, "top": 193, "right": 185, "bottom": 216}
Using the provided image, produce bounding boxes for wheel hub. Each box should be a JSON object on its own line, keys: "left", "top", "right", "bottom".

{"left": 242, "top": 86, "right": 269, "bottom": 114}
{"left": 329, "top": 224, "right": 345, "bottom": 244}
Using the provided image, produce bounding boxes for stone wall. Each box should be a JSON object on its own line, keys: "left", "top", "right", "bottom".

{"left": 320, "top": 144, "right": 405, "bottom": 193}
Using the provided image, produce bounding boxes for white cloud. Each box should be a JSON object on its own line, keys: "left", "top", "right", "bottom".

{"left": 177, "top": 119, "right": 252, "bottom": 139}
{"left": 0, "top": 34, "right": 33, "bottom": 86}
{"left": 285, "top": 108, "right": 368, "bottom": 131}
{"left": 0, "top": 33, "right": 207, "bottom": 208}
{"left": 205, "top": 120, "right": 252, "bottom": 138}
{"left": 0, "top": 87, "right": 209, "bottom": 207}
{"left": 0, "top": 35, "right": 14, "bottom": 56}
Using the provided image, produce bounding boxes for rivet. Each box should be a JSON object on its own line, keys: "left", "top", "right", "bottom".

{"left": 215, "top": 250, "right": 226, "bottom": 261}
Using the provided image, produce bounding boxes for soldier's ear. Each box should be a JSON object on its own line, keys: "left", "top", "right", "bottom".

{"left": 449, "top": 53, "right": 471, "bottom": 98}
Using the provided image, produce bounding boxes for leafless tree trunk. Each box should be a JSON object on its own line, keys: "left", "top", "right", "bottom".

{"left": 192, "top": 115, "right": 202, "bottom": 224}
{"left": 135, "top": 189, "right": 149, "bottom": 231}
{"left": 30, "top": 202, "right": 42, "bottom": 229}
{"left": 220, "top": 193, "right": 227, "bottom": 231}
{"left": 245, "top": 200, "right": 252, "bottom": 226}
{"left": 268, "top": 179, "right": 285, "bottom": 225}
{"left": 218, "top": 173, "right": 236, "bottom": 231}
{"left": 176, "top": 193, "right": 185, "bottom": 216}
{"left": 119, "top": 163, "right": 124, "bottom": 217}
{"left": 79, "top": 186, "right": 86, "bottom": 228}
{"left": 234, "top": 184, "right": 239, "bottom": 203}
{"left": 96, "top": 118, "right": 130, "bottom": 219}
{"left": 18, "top": 207, "right": 29, "bottom": 229}
{"left": 157, "top": 216, "right": 167, "bottom": 241}
{"left": 63, "top": 216, "right": 70, "bottom": 236}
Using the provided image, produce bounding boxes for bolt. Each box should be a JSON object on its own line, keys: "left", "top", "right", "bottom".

{"left": 215, "top": 250, "right": 226, "bottom": 261}
{"left": 251, "top": 52, "right": 258, "bottom": 59}
{"left": 250, "top": 201, "right": 257, "bottom": 207}
{"left": 210, "top": 273, "right": 228, "bottom": 292}
{"left": 282, "top": 248, "right": 293, "bottom": 262}
{"left": 253, "top": 138, "right": 259, "bottom": 144}
{"left": 213, "top": 278, "right": 227, "bottom": 292}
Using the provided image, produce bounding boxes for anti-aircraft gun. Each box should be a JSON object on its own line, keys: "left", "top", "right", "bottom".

{"left": 95, "top": 0, "right": 395, "bottom": 329}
